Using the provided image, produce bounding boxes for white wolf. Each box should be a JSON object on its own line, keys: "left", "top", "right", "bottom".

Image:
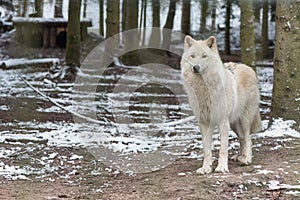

{"left": 181, "top": 36, "right": 261, "bottom": 174}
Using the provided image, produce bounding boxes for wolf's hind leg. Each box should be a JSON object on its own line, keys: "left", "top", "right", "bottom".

{"left": 231, "top": 121, "right": 252, "bottom": 164}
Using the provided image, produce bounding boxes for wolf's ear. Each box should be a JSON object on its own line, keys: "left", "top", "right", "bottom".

{"left": 184, "top": 36, "right": 196, "bottom": 51}
{"left": 206, "top": 36, "right": 218, "bottom": 52}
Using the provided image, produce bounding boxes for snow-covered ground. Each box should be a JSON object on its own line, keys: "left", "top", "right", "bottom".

{"left": 0, "top": 59, "right": 299, "bottom": 180}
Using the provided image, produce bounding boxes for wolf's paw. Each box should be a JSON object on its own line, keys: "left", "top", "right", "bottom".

{"left": 196, "top": 166, "right": 212, "bottom": 175}
{"left": 231, "top": 154, "right": 239, "bottom": 161}
{"left": 238, "top": 155, "right": 251, "bottom": 165}
{"left": 231, "top": 155, "right": 251, "bottom": 165}
{"left": 215, "top": 165, "right": 229, "bottom": 173}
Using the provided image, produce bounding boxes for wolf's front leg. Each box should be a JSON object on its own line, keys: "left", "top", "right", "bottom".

{"left": 196, "top": 124, "right": 213, "bottom": 175}
{"left": 215, "top": 121, "right": 230, "bottom": 173}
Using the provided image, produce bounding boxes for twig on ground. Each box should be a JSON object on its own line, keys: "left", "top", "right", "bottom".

{"left": 20, "top": 76, "right": 107, "bottom": 125}
{"left": 20, "top": 76, "right": 195, "bottom": 127}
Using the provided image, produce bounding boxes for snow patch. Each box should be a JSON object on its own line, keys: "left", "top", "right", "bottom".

{"left": 257, "top": 169, "right": 274, "bottom": 174}
{"left": 254, "top": 118, "right": 300, "bottom": 138}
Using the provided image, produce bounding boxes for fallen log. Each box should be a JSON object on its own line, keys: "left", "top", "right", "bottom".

{"left": 0, "top": 58, "right": 60, "bottom": 69}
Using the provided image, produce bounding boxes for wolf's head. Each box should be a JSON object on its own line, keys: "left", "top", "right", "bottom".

{"left": 181, "top": 36, "right": 222, "bottom": 75}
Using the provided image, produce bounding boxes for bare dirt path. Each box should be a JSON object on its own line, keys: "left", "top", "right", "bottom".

{"left": 1, "top": 137, "right": 299, "bottom": 200}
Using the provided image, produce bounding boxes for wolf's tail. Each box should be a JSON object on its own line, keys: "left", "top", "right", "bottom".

{"left": 251, "top": 111, "right": 261, "bottom": 133}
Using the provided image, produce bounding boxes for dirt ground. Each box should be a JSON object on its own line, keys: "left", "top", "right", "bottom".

{"left": 0, "top": 137, "right": 299, "bottom": 200}
{"left": 0, "top": 30, "right": 298, "bottom": 200}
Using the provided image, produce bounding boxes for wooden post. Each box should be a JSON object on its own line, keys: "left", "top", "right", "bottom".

{"left": 23, "top": 25, "right": 32, "bottom": 46}
{"left": 50, "top": 27, "right": 56, "bottom": 47}
{"left": 15, "top": 24, "right": 23, "bottom": 43}
{"left": 43, "top": 27, "right": 50, "bottom": 48}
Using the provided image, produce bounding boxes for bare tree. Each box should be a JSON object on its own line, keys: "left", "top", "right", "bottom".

{"left": 105, "top": 0, "right": 120, "bottom": 61}
{"left": 122, "top": 0, "right": 127, "bottom": 32}
{"left": 83, "top": 0, "right": 87, "bottom": 18}
{"left": 181, "top": 0, "right": 190, "bottom": 35}
{"left": 54, "top": 0, "right": 63, "bottom": 18}
{"left": 99, "top": 0, "right": 104, "bottom": 36}
{"left": 66, "top": 0, "right": 81, "bottom": 70}
{"left": 225, "top": 0, "right": 231, "bottom": 55}
{"left": 150, "top": 0, "right": 161, "bottom": 47}
{"left": 270, "top": 0, "right": 276, "bottom": 21}
{"left": 162, "top": 0, "right": 176, "bottom": 50}
{"left": 261, "top": 0, "right": 269, "bottom": 59}
{"left": 22, "top": 0, "right": 27, "bottom": 17}
{"left": 253, "top": 1, "right": 261, "bottom": 23}
{"left": 34, "top": 0, "right": 43, "bottom": 17}
{"left": 200, "top": 0, "right": 208, "bottom": 33}
{"left": 211, "top": 0, "right": 217, "bottom": 32}
{"left": 106, "top": 0, "right": 120, "bottom": 38}
{"left": 240, "top": 0, "right": 256, "bottom": 68}
{"left": 139, "top": 0, "right": 147, "bottom": 45}
{"left": 270, "top": 0, "right": 300, "bottom": 130}
{"left": 121, "top": 0, "right": 139, "bottom": 65}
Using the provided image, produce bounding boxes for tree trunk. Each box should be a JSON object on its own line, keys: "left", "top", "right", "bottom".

{"left": 270, "top": 0, "right": 276, "bottom": 22}
{"left": 142, "top": 0, "right": 147, "bottom": 45}
{"left": 200, "top": 0, "right": 208, "bottom": 33}
{"left": 261, "top": 0, "right": 269, "bottom": 59}
{"left": 211, "top": 0, "right": 217, "bottom": 32}
{"left": 162, "top": 0, "right": 176, "bottom": 50}
{"left": 181, "top": 0, "right": 190, "bottom": 35}
{"left": 106, "top": 0, "right": 120, "bottom": 38}
{"left": 139, "top": 0, "right": 144, "bottom": 29}
{"left": 270, "top": 0, "right": 300, "bottom": 130}
{"left": 224, "top": 0, "right": 231, "bottom": 55}
{"left": 150, "top": 0, "right": 161, "bottom": 47}
{"left": 83, "top": 0, "right": 87, "bottom": 18}
{"left": 66, "top": 0, "right": 81, "bottom": 70}
{"left": 105, "top": 0, "right": 120, "bottom": 63}
{"left": 22, "top": 0, "right": 27, "bottom": 17}
{"left": 34, "top": 0, "right": 43, "bottom": 17}
{"left": 99, "top": 0, "right": 104, "bottom": 36}
{"left": 240, "top": 0, "right": 256, "bottom": 69}
{"left": 253, "top": 1, "right": 261, "bottom": 23}
{"left": 54, "top": 0, "right": 63, "bottom": 18}
{"left": 123, "top": 0, "right": 138, "bottom": 32}
{"left": 122, "top": 0, "right": 127, "bottom": 32}
{"left": 121, "top": 0, "right": 139, "bottom": 65}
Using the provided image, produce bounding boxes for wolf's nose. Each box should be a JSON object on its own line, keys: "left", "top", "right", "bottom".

{"left": 192, "top": 65, "right": 200, "bottom": 73}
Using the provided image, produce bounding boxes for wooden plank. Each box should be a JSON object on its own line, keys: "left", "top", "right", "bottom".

{"left": 50, "top": 27, "right": 56, "bottom": 47}
{"left": 13, "top": 17, "right": 92, "bottom": 48}
{"left": 43, "top": 27, "right": 50, "bottom": 48}
{"left": 0, "top": 58, "right": 60, "bottom": 69}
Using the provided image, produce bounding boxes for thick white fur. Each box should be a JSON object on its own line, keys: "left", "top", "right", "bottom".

{"left": 181, "top": 36, "right": 261, "bottom": 174}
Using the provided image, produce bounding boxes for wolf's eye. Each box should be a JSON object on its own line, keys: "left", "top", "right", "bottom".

{"left": 202, "top": 54, "right": 208, "bottom": 59}
{"left": 190, "top": 54, "right": 195, "bottom": 58}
